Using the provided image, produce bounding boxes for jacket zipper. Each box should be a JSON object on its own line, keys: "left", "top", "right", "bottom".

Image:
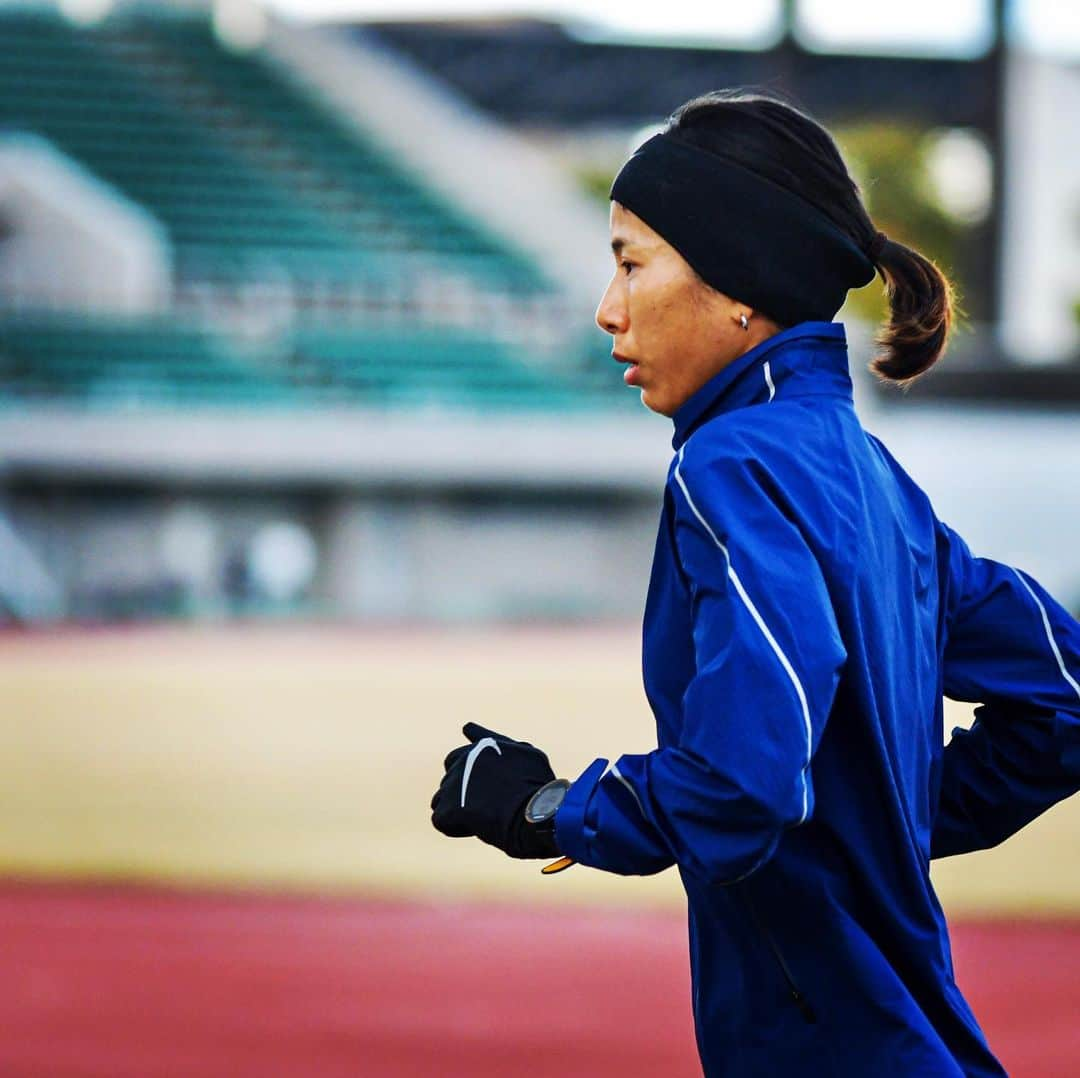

{"left": 739, "top": 889, "right": 817, "bottom": 1025}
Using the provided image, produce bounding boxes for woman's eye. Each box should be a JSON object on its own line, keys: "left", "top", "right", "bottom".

{"left": 620, "top": 260, "right": 635, "bottom": 275}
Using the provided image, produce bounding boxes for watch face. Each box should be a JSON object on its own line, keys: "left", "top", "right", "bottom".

{"left": 526, "top": 780, "right": 570, "bottom": 823}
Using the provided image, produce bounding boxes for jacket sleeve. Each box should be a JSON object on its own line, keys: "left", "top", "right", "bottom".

{"left": 931, "top": 522, "right": 1080, "bottom": 858}
{"left": 555, "top": 444, "right": 846, "bottom": 885}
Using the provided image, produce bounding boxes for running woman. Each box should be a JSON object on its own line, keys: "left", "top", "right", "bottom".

{"left": 430, "top": 91, "right": 1080, "bottom": 1077}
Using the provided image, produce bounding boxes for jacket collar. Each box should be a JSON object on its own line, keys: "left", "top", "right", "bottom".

{"left": 671, "top": 321, "right": 853, "bottom": 450}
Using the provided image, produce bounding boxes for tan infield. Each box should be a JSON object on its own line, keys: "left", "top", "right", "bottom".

{"left": 0, "top": 626, "right": 1076, "bottom": 915}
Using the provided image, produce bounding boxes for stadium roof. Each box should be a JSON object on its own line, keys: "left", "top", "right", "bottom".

{"left": 357, "top": 18, "right": 1002, "bottom": 129}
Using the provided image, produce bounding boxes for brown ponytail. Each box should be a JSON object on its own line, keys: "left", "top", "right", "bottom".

{"left": 868, "top": 236, "right": 955, "bottom": 385}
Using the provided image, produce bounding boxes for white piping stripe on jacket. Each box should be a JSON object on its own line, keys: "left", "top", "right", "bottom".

{"left": 763, "top": 361, "right": 776, "bottom": 402}
{"left": 673, "top": 445, "right": 813, "bottom": 825}
{"left": 607, "top": 761, "right": 647, "bottom": 818}
{"left": 1012, "top": 567, "right": 1080, "bottom": 703}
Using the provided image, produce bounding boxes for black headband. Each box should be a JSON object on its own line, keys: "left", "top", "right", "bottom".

{"left": 610, "top": 133, "right": 877, "bottom": 327}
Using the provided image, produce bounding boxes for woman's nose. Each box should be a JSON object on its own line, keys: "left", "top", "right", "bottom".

{"left": 595, "top": 278, "right": 627, "bottom": 336}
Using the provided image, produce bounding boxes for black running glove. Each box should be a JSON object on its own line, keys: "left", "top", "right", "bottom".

{"left": 430, "top": 723, "right": 562, "bottom": 859}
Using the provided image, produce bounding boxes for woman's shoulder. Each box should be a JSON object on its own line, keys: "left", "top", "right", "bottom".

{"left": 676, "top": 401, "right": 831, "bottom": 485}
{"left": 672, "top": 409, "right": 827, "bottom": 526}
{"left": 675, "top": 401, "right": 944, "bottom": 531}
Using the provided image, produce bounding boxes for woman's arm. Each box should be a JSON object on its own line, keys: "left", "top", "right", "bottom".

{"left": 556, "top": 444, "right": 846, "bottom": 885}
{"left": 931, "top": 523, "right": 1080, "bottom": 858}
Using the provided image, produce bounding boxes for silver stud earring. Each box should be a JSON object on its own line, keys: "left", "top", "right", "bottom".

{"left": 739, "top": 314, "right": 749, "bottom": 330}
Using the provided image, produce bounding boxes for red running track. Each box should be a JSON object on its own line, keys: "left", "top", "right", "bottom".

{"left": 0, "top": 883, "right": 1077, "bottom": 1078}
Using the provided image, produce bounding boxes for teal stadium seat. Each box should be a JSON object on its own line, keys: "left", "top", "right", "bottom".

{"left": 0, "top": 316, "right": 631, "bottom": 412}
{"left": 287, "top": 327, "right": 583, "bottom": 410}
{"left": 0, "top": 316, "right": 292, "bottom": 408}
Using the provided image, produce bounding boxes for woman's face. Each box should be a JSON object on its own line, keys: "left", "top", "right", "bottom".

{"left": 596, "top": 201, "right": 776, "bottom": 416}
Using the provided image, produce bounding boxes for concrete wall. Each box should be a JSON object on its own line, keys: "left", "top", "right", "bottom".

{"left": 0, "top": 134, "right": 171, "bottom": 314}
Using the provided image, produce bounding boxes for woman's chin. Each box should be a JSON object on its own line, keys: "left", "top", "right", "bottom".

{"left": 639, "top": 386, "right": 675, "bottom": 417}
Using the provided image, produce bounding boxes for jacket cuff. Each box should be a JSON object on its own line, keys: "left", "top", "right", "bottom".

{"left": 554, "top": 757, "right": 608, "bottom": 866}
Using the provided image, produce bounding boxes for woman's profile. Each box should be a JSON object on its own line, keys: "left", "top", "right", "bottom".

{"left": 431, "top": 90, "right": 1080, "bottom": 1076}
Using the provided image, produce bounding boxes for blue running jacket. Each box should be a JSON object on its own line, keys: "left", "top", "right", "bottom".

{"left": 554, "top": 322, "right": 1080, "bottom": 1077}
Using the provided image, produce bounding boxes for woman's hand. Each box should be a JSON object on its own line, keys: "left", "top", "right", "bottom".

{"left": 430, "top": 723, "right": 561, "bottom": 859}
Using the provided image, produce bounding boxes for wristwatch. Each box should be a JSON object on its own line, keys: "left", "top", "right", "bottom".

{"left": 525, "top": 778, "right": 571, "bottom": 827}
{"left": 525, "top": 779, "right": 575, "bottom": 875}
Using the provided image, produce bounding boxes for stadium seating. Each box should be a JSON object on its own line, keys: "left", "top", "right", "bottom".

{"left": 125, "top": 17, "right": 549, "bottom": 294}
{"left": 0, "top": 11, "right": 623, "bottom": 413}
{"left": 286, "top": 326, "right": 618, "bottom": 410}
{"left": 0, "top": 315, "right": 629, "bottom": 412}
{"left": 0, "top": 12, "right": 350, "bottom": 276}
{"left": 0, "top": 10, "right": 545, "bottom": 293}
{"left": 0, "top": 316, "right": 292, "bottom": 408}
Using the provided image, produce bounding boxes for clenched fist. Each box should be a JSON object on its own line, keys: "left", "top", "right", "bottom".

{"left": 430, "top": 723, "right": 564, "bottom": 859}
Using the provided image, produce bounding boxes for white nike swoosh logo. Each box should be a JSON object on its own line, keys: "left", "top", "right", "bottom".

{"left": 460, "top": 737, "right": 501, "bottom": 808}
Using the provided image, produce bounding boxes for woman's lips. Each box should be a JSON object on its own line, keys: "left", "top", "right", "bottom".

{"left": 614, "top": 353, "right": 641, "bottom": 386}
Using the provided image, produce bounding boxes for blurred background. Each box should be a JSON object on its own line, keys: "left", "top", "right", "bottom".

{"left": 0, "top": 0, "right": 1077, "bottom": 1074}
